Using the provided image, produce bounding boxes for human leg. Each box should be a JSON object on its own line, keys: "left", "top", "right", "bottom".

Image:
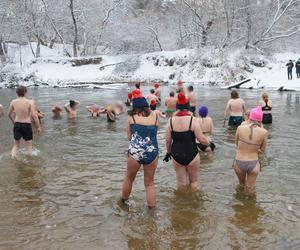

{"left": 11, "top": 140, "right": 20, "bottom": 158}
{"left": 122, "top": 155, "right": 141, "bottom": 201}
{"left": 143, "top": 157, "right": 158, "bottom": 208}
{"left": 245, "top": 162, "right": 260, "bottom": 195}
{"left": 173, "top": 159, "right": 189, "bottom": 191}
{"left": 233, "top": 162, "right": 246, "bottom": 187}
{"left": 25, "top": 140, "right": 33, "bottom": 155}
{"left": 186, "top": 154, "right": 200, "bottom": 191}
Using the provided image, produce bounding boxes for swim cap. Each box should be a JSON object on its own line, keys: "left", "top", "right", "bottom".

{"left": 132, "top": 89, "right": 142, "bottom": 99}
{"left": 132, "top": 97, "right": 149, "bottom": 109}
{"left": 198, "top": 106, "right": 208, "bottom": 117}
{"left": 150, "top": 100, "right": 156, "bottom": 111}
{"left": 249, "top": 106, "right": 263, "bottom": 122}
{"left": 154, "top": 83, "right": 160, "bottom": 88}
{"left": 176, "top": 93, "right": 189, "bottom": 110}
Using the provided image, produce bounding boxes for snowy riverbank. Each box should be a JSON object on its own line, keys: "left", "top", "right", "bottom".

{"left": 0, "top": 43, "right": 300, "bottom": 90}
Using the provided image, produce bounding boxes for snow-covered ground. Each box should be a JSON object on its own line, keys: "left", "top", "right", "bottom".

{"left": 0, "top": 43, "right": 299, "bottom": 90}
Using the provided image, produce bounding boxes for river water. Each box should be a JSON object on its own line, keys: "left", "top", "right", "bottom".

{"left": 0, "top": 86, "right": 299, "bottom": 250}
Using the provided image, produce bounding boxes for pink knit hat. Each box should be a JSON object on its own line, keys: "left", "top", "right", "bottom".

{"left": 249, "top": 106, "right": 263, "bottom": 122}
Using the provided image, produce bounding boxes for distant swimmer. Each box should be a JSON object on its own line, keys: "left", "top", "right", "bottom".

{"left": 106, "top": 105, "right": 116, "bottom": 122}
{"left": 52, "top": 105, "right": 63, "bottom": 119}
{"left": 234, "top": 106, "right": 268, "bottom": 194}
{"left": 0, "top": 104, "right": 4, "bottom": 116}
{"left": 121, "top": 93, "right": 159, "bottom": 208}
{"left": 114, "top": 101, "right": 124, "bottom": 116}
{"left": 196, "top": 106, "right": 215, "bottom": 152}
{"left": 8, "top": 86, "right": 42, "bottom": 157}
{"left": 259, "top": 92, "right": 272, "bottom": 124}
{"left": 165, "top": 91, "right": 177, "bottom": 117}
{"left": 150, "top": 100, "right": 166, "bottom": 119}
{"left": 64, "top": 100, "right": 80, "bottom": 119}
{"left": 286, "top": 59, "right": 294, "bottom": 80}
{"left": 224, "top": 90, "right": 246, "bottom": 126}
{"left": 164, "top": 93, "right": 209, "bottom": 192}
{"left": 154, "top": 83, "right": 161, "bottom": 103}
{"left": 187, "top": 86, "right": 196, "bottom": 115}
{"left": 125, "top": 93, "right": 133, "bottom": 107}
{"left": 86, "top": 104, "right": 104, "bottom": 117}
{"left": 146, "top": 89, "right": 159, "bottom": 104}
{"left": 30, "top": 98, "right": 44, "bottom": 122}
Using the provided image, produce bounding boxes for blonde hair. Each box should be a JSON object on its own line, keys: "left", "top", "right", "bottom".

{"left": 262, "top": 92, "right": 269, "bottom": 100}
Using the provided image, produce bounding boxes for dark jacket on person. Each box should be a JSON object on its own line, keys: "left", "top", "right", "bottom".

{"left": 286, "top": 62, "right": 294, "bottom": 71}
{"left": 296, "top": 61, "right": 300, "bottom": 73}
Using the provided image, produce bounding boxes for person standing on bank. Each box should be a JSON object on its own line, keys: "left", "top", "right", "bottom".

{"left": 8, "top": 86, "right": 42, "bottom": 158}
{"left": 286, "top": 60, "right": 294, "bottom": 80}
{"left": 295, "top": 58, "right": 300, "bottom": 79}
{"left": 223, "top": 90, "right": 246, "bottom": 126}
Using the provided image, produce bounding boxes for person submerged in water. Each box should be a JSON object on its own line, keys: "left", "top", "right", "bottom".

{"left": 30, "top": 98, "right": 44, "bottom": 123}
{"left": 121, "top": 93, "right": 159, "bottom": 208}
{"left": 224, "top": 90, "right": 246, "bottom": 126}
{"left": 146, "top": 89, "right": 159, "bottom": 105}
{"left": 234, "top": 106, "right": 268, "bottom": 195}
{"left": 259, "top": 92, "right": 272, "bottom": 124}
{"left": 86, "top": 104, "right": 104, "bottom": 117}
{"left": 106, "top": 105, "right": 116, "bottom": 122}
{"left": 64, "top": 100, "right": 80, "bottom": 119}
{"left": 165, "top": 91, "right": 177, "bottom": 117}
{"left": 125, "top": 93, "right": 133, "bottom": 107}
{"left": 165, "top": 93, "right": 209, "bottom": 192}
{"left": 8, "top": 86, "right": 42, "bottom": 157}
{"left": 52, "top": 105, "right": 63, "bottom": 119}
{"left": 150, "top": 100, "right": 166, "bottom": 119}
{"left": 187, "top": 86, "right": 196, "bottom": 115}
{"left": 196, "top": 106, "right": 216, "bottom": 152}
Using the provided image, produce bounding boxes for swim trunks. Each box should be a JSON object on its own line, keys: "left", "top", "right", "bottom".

{"left": 13, "top": 122, "right": 33, "bottom": 141}
{"left": 228, "top": 116, "right": 243, "bottom": 126}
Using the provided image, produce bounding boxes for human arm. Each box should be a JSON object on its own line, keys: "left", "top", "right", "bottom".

{"left": 165, "top": 120, "right": 172, "bottom": 153}
{"left": 30, "top": 103, "right": 42, "bottom": 133}
{"left": 126, "top": 116, "right": 132, "bottom": 141}
{"left": 64, "top": 103, "right": 70, "bottom": 112}
{"left": 223, "top": 101, "right": 230, "bottom": 125}
{"left": 235, "top": 127, "right": 240, "bottom": 146}
{"left": 8, "top": 102, "right": 15, "bottom": 124}
{"left": 259, "top": 131, "right": 268, "bottom": 153}
{"left": 75, "top": 100, "right": 80, "bottom": 108}
{"left": 193, "top": 119, "right": 210, "bottom": 145}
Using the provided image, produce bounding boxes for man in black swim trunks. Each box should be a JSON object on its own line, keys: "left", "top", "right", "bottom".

{"left": 187, "top": 86, "right": 196, "bottom": 115}
{"left": 8, "top": 86, "right": 41, "bottom": 157}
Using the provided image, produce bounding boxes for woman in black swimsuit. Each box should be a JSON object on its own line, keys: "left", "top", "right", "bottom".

{"left": 165, "top": 93, "right": 209, "bottom": 191}
{"left": 259, "top": 93, "right": 272, "bottom": 124}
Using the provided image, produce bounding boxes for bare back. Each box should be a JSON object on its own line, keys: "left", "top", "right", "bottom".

{"left": 10, "top": 98, "right": 32, "bottom": 123}
{"left": 197, "top": 117, "right": 213, "bottom": 137}
{"left": 188, "top": 92, "right": 196, "bottom": 107}
{"left": 236, "top": 124, "right": 267, "bottom": 160}
{"left": 165, "top": 97, "right": 177, "bottom": 110}
{"left": 226, "top": 98, "right": 245, "bottom": 116}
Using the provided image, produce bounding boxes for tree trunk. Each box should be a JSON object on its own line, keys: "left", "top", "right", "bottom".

{"left": 201, "top": 21, "right": 213, "bottom": 47}
{"left": 69, "top": 0, "right": 78, "bottom": 57}
{"left": 0, "top": 39, "right": 6, "bottom": 63}
{"left": 36, "top": 37, "right": 41, "bottom": 58}
{"left": 49, "top": 36, "right": 56, "bottom": 49}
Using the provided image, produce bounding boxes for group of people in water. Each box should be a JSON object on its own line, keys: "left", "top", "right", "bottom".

{"left": 1, "top": 81, "right": 272, "bottom": 209}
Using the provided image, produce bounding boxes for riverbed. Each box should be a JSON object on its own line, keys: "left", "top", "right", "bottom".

{"left": 0, "top": 86, "right": 299, "bottom": 249}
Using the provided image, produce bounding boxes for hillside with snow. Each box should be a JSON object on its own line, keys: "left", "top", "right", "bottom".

{"left": 0, "top": 43, "right": 300, "bottom": 90}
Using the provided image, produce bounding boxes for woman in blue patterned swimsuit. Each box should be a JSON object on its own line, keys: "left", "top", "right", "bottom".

{"left": 121, "top": 91, "right": 159, "bottom": 208}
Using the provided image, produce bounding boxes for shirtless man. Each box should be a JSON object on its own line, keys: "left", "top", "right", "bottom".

{"left": 86, "top": 104, "right": 104, "bottom": 117}
{"left": 187, "top": 86, "right": 196, "bottom": 115}
{"left": 146, "top": 89, "right": 159, "bottom": 104}
{"left": 165, "top": 91, "right": 177, "bottom": 117}
{"left": 150, "top": 100, "right": 166, "bottom": 119}
{"left": 8, "top": 86, "right": 41, "bottom": 157}
{"left": 64, "top": 100, "right": 80, "bottom": 119}
{"left": 154, "top": 83, "right": 161, "bottom": 103}
{"left": 223, "top": 90, "right": 246, "bottom": 126}
{"left": 52, "top": 105, "right": 63, "bottom": 119}
{"left": 234, "top": 106, "right": 268, "bottom": 194}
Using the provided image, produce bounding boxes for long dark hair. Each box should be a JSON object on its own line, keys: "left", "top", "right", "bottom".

{"left": 128, "top": 107, "right": 151, "bottom": 117}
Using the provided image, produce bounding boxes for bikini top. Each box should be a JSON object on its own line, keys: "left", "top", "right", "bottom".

{"left": 262, "top": 100, "right": 272, "bottom": 111}
{"left": 238, "top": 123, "right": 262, "bottom": 147}
{"left": 170, "top": 116, "right": 196, "bottom": 142}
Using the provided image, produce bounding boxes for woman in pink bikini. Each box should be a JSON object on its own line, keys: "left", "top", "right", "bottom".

{"left": 234, "top": 106, "right": 268, "bottom": 194}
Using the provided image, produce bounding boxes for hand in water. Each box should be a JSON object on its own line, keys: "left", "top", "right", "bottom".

{"left": 37, "top": 127, "right": 42, "bottom": 134}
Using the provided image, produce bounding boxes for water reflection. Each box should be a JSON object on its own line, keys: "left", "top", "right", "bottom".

{"left": 230, "top": 186, "right": 265, "bottom": 232}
